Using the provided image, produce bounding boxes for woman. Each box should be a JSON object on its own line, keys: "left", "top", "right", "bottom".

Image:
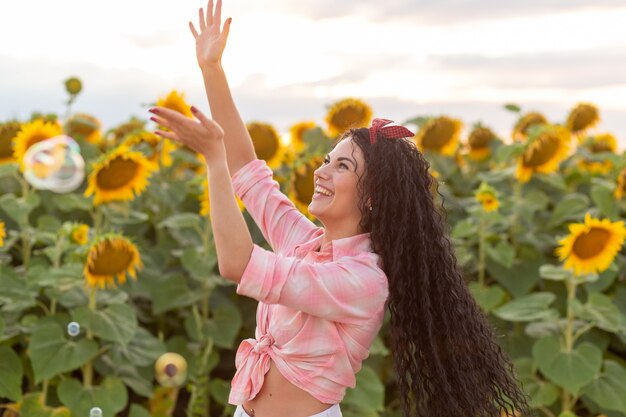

{"left": 149, "top": 1, "right": 535, "bottom": 417}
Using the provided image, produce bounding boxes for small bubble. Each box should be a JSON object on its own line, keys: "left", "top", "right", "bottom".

{"left": 23, "top": 135, "right": 85, "bottom": 193}
{"left": 67, "top": 322, "right": 80, "bottom": 337}
{"left": 89, "top": 407, "right": 103, "bottom": 417}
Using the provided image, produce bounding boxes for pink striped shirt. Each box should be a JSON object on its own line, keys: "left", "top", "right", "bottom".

{"left": 227, "top": 158, "right": 389, "bottom": 406}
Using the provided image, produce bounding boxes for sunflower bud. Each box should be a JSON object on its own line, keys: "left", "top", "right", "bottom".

{"left": 155, "top": 352, "right": 188, "bottom": 387}
{"left": 64, "top": 77, "right": 83, "bottom": 96}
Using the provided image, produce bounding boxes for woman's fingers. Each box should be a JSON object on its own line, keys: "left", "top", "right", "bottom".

{"left": 206, "top": 0, "right": 214, "bottom": 26}
{"left": 198, "top": 7, "right": 206, "bottom": 31}
{"left": 154, "top": 129, "right": 180, "bottom": 142}
{"left": 190, "top": 106, "right": 217, "bottom": 130}
{"left": 214, "top": 0, "right": 222, "bottom": 31}
{"left": 222, "top": 17, "right": 231, "bottom": 40}
{"left": 149, "top": 107, "right": 189, "bottom": 126}
{"left": 148, "top": 114, "right": 172, "bottom": 130}
{"left": 189, "top": 21, "right": 199, "bottom": 38}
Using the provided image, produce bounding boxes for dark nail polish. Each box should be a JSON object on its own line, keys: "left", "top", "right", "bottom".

{"left": 150, "top": 117, "right": 157, "bottom": 122}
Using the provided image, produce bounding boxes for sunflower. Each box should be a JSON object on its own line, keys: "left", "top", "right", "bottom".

{"left": 567, "top": 103, "right": 600, "bottom": 135}
{"left": 123, "top": 130, "right": 176, "bottom": 168}
{"left": 84, "top": 145, "right": 157, "bottom": 206}
{"left": 554, "top": 212, "right": 626, "bottom": 276}
{"left": 0, "top": 219, "right": 6, "bottom": 247}
{"left": 576, "top": 133, "right": 617, "bottom": 175}
{"left": 247, "top": 121, "right": 284, "bottom": 169}
{"left": 512, "top": 112, "right": 548, "bottom": 141}
{"left": 156, "top": 90, "right": 193, "bottom": 118}
{"left": 475, "top": 182, "right": 500, "bottom": 212}
{"left": 414, "top": 116, "right": 462, "bottom": 157}
{"left": 70, "top": 224, "right": 89, "bottom": 245}
{"left": 515, "top": 125, "right": 571, "bottom": 183}
{"left": 289, "top": 157, "right": 323, "bottom": 219}
{"left": 0, "top": 121, "right": 21, "bottom": 164}
{"left": 12, "top": 119, "right": 63, "bottom": 171}
{"left": 84, "top": 234, "right": 143, "bottom": 289}
{"left": 289, "top": 120, "right": 317, "bottom": 152}
{"left": 155, "top": 352, "right": 188, "bottom": 387}
{"left": 467, "top": 126, "right": 497, "bottom": 161}
{"left": 325, "top": 98, "right": 373, "bottom": 138}
{"left": 64, "top": 113, "right": 102, "bottom": 145}
{"left": 64, "top": 77, "right": 82, "bottom": 96}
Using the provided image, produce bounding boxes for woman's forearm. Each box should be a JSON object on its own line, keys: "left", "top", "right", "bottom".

{"left": 205, "top": 146, "right": 254, "bottom": 283}
{"left": 201, "top": 63, "right": 257, "bottom": 176}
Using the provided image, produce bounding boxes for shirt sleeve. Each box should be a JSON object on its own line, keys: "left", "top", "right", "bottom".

{"left": 231, "top": 159, "right": 321, "bottom": 255}
{"left": 236, "top": 244, "right": 389, "bottom": 324}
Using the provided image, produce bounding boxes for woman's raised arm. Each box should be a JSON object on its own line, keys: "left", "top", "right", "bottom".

{"left": 189, "top": 0, "right": 256, "bottom": 176}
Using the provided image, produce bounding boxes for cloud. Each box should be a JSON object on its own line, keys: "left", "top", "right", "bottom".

{"left": 124, "top": 31, "right": 181, "bottom": 49}
{"left": 428, "top": 46, "right": 626, "bottom": 89}
{"left": 265, "top": 0, "right": 626, "bottom": 23}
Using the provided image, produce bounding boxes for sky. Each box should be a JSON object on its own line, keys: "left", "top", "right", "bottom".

{"left": 2, "top": 0, "right": 626, "bottom": 150}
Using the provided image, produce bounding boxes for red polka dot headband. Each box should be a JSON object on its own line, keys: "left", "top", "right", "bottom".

{"left": 369, "top": 118, "right": 415, "bottom": 144}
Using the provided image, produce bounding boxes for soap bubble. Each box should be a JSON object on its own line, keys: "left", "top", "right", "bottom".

{"left": 89, "top": 407, "right": 102, "bottom": 417}
{"left": 67, "top": 322, "right": 80, "bottom": 337}
{"left": 23, "top": 135, "right": 85, "bottom": 193}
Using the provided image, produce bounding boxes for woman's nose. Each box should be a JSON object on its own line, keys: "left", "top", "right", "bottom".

{"left": 314, "top": 164, "right": 328, "bottom": 178}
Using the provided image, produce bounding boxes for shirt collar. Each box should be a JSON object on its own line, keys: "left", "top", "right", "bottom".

{"left": 294, "top": 229, "right": 373, "bottom": 261}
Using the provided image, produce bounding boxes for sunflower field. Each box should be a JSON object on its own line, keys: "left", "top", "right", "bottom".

{"left": 1, "top": 78, "right": 626, "bottom": 417}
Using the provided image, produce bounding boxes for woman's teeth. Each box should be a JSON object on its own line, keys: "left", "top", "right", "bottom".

{"left": 315, "top": 186, "right": 334, "bottom": 197}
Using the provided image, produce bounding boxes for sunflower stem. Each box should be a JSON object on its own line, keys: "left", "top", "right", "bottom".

{"left": 509, "top": 179, "right": 523, "bottom": 246}
{"left": 93, "top": 205, "right": 103, "bottom": 235}
{"left": 560, "top": 278, "right": 577, "bottom": 412}
{"left": 83, "top": 286, "right": 97, "bottom": 388}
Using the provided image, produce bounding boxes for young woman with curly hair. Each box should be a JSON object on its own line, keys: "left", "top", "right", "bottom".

{"left": 149, "top": 1, "right": 536, "bottom": 417}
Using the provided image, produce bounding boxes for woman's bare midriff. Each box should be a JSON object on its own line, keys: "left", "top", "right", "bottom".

{"left": 242, "top": 358, "right": 334, "bottom": 417}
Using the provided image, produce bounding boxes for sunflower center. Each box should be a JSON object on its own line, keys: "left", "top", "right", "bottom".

{"left": 570, "top": 108, "right": 598, "bottom": 132}
{"left": 331, "top": 107, "right": 364, "bottom": 130}
{"left": 591, "top": 142, "right": 612, "bottom": 153}
{"left": 164, "top": 364, "right": 178, "bottom": 377}
{"left": 251, "top": 127, "right": 279, "bottom": 161}
{"left": 469, "top": 128, "right": 492, "bottom": 148}
{"left": 294, "top": 165, "right": 315, "bottom": 203}
{"left": 26, "top": 133, "right": 54, "bottom": 151}
{"left": 96, "top": 157, "right": 139, "bottom": 190}
{"left": 88, "top": 241, "right": 134, "bottom": 275}
{"left": 523, "top": 135, "right": 560, "bottom": 167}
{"left": 422, "top": 120, "right": 455, "bottom": 149}
{"left": 0, "top": 137, "right": 13, "bottom": 158}
{"left": 572, "top": 227, "right": 611, "bottom": 260}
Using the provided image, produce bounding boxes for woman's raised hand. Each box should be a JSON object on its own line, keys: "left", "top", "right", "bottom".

{"left": 189, "top": 0, "right": 232, "bottom": 69}
{"left": 149, "top": 106, "right": 225, "bottom": 161}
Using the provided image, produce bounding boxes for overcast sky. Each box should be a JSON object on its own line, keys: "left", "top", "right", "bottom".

{"left": 2, "top": 0, "right": 626, "bottom": 150}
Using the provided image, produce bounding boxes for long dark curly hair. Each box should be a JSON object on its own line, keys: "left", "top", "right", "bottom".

{"left": 336, "top": 127, "right": 536, "bottom": 417}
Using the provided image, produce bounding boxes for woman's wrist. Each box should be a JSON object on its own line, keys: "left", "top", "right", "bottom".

{"left": 202, "top": 141, "right": 228, "bottom": 167}
{"left": 200, "top": 61, "right": 224, "bottom": 74}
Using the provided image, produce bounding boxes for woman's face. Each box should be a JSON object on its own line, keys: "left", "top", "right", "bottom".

{"left": 309, "top": 138, "right": 366, "bottom": 226}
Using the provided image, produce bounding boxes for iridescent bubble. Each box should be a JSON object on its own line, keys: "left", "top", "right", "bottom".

{"left": 23, "top": 135, "right": 85, "bottom": 193}
{"left": 67, "top": 321, "right": 80, "bottom": 337}
{"left": 89, "top": 407, "right": 103, "bottom": 417}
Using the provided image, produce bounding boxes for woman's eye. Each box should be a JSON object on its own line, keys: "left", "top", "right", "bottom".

{"left": 339, "top": 163, "right": 349, "bottom": 169}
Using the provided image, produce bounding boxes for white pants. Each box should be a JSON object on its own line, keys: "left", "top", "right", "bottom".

{"left": 234, "top": 403, "right": 343, "bottom": 417}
